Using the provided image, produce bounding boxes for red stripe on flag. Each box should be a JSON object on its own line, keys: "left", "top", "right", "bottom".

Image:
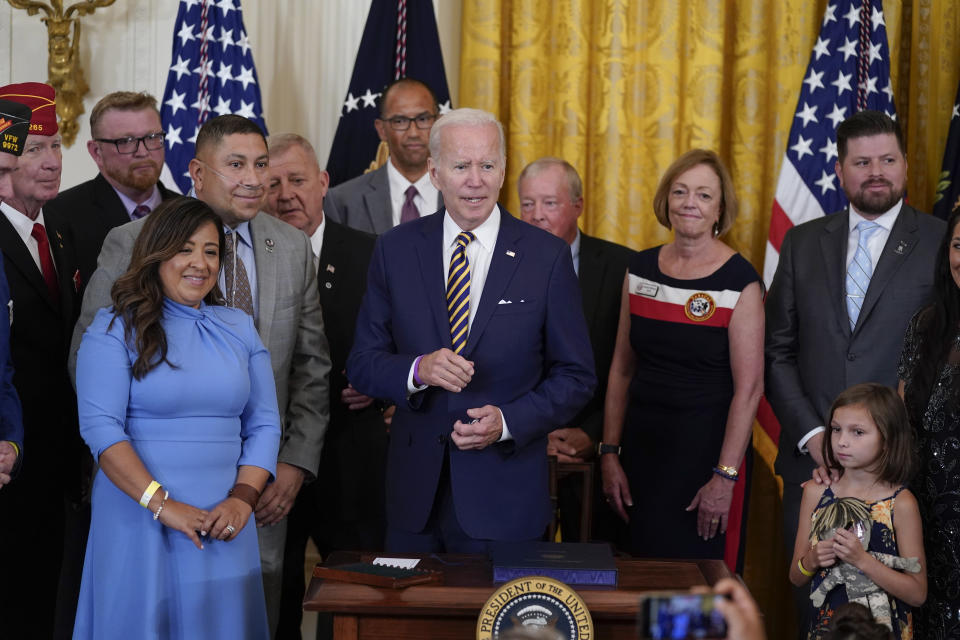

{"left": 767, "top": 199, "right": 795, "bottom": 254}
{"left": 723, "top": 452, "right": 747, "bottom": 572}
{"left": 756, "top": 396, "right": 781, "bottom": 445}
{"left": 630, "top": 294, "right": 734, "bottom": 328}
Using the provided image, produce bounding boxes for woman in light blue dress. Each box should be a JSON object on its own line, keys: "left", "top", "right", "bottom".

{"left": 73, "top": 197, "right": 281, "bottom": 639}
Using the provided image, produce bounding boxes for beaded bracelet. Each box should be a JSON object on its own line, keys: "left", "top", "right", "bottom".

{"left": 153, "top": 490, "right": 169, "bottom": 521}
{"left": 797, "top": 558, "right": 815, "bottom": 577}
{"left": 228, "top": 483, "right": 260, "bottom": 510}
{"left": 712, "top": 466, "right": 738, "bottom": 481}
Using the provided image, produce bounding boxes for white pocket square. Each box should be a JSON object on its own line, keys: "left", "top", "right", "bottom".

{"left": 498, "top": 299, "right": 512, "bottom": 304}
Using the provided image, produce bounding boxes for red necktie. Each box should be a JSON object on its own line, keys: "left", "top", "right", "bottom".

{"left": 400, "top": 185, "right": 419, "bottom": 224}
{"left": 31, "top": 223, "right": 60, "bottom": 305}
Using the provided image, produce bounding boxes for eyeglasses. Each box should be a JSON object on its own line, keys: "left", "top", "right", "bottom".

{"left": 95, "top": 133, "right": 165, "bottom": 154}
{"left": 379, "top": 113, "right": 437, "bottom": 131}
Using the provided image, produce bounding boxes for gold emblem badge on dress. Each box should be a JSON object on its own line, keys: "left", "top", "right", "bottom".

{"left": 684, "top": 292, "right": 716, "bottom": 322}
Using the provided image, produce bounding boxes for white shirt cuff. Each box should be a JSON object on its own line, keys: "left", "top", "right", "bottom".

{"left": 496, "top": 409, "right": 512, "bottom": 442}
{"left": 406, "top": 357, "right": 428, "bottom": 395}
{"left": 797, "top": 426, "right": 825, "bottom": 454}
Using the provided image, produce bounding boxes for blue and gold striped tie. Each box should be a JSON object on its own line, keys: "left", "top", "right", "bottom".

{"left": 447, "top": 231, "right": 475, "bottom": 354}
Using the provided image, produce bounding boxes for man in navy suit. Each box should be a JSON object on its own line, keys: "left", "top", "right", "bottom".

{"left": 347, "top": 108, "right": 596, "bottom": 552}
{"left": 0, "top": 256, "right": 22, "bottom": 487}
{"left": 0, "top": 98, "right": 31, "bottom": 487}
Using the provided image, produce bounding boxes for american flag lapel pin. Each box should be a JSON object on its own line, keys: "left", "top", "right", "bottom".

{"left": 506, "top": 250, "right": 516, "bottom": 258}
{"left": 326, "top": 264, "right": 335, "bottom": 273}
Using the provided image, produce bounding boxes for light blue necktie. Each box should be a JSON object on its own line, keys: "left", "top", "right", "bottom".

{"left": 845, "top": 221, "right": 881, "bottom": 331}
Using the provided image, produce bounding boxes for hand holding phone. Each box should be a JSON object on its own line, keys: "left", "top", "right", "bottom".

{"left": 638, "top": 592, "right": 727, "bottom": 639}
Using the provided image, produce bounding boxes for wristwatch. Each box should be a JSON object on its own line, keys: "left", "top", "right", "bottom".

{"left": 597, "top": 442, "right": 621, "bottom": 456}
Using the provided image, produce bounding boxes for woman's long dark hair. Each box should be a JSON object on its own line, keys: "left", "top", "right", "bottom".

{"left": 903, "top": 207, "right": 960, "bottom": 428}
{"left": 109, "top": 196, "right": 225, "bottom": 379}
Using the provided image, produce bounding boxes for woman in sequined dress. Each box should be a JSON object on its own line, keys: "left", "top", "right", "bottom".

{"left": 898, "top": 206, "right": 960, "bottom": 639}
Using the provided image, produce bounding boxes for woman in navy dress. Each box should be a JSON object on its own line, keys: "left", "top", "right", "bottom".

{"left": 600, "top": 150, "right": 764, "bottom": 569}
{"left": 73, "top": 197, "right": 281, "bottom": 638}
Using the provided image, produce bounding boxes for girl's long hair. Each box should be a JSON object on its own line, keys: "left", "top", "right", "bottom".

{"left": 823, "top": 383, "right": 915, "bottom": 485}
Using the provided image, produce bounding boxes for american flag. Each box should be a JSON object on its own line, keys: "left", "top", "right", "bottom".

{"left": 160, "top": 0, "right": 268, "bottom": 194}
{"left": 326, "top": 0, "right": 452, "bottom": 187}
{"left": 762, "top": 0, "right": 896, "bottom": 285}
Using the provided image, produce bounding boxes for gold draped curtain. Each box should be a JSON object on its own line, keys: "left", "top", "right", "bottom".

{"left": 459, "top": 0, "right": 960, "bottom": 269}
{"left": 459, "top": 0, "right": 960, "bottom": 635}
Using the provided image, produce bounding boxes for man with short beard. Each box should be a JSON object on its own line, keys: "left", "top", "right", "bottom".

{"left": 765, "top": 110, "right": 944, "bottom": 632}
{"left": 48, "top": 91, "right": 176, "bottom": 288}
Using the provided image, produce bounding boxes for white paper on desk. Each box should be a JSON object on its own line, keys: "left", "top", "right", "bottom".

{"left": 373, "top": 557, "right": 420, "bottom": 569}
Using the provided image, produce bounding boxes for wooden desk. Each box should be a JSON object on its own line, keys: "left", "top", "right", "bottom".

{"left": 304, "top": 552, "right": 732, "bottom": 640}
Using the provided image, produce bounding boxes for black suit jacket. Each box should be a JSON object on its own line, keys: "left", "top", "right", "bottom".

{"left": 313, "top": 219, "right": 385, "bottom": 544}
{"left": 0, "top": 207, "right": 82, "bottom": 492}
{"left": 47, "top": 173, "right": 177, "bottom": 290}
{"left": 572, "top": 233, "right": 633, "bottom": 442}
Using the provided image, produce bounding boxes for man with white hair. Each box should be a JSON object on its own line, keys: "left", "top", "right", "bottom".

{"left": 518, "top": 157, "right": 633, "bottom": 542}
{"left": 347, "top": 108, "right": 595, "bottom": 552}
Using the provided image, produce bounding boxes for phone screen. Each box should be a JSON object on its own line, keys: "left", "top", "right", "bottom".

{"left": 638, "top": 593, "right": 728, "bottom": 639}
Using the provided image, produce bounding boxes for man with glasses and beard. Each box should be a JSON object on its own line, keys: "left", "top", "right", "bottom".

{"left": 765, "top": 110, "right": 944, "bottom": 631}
{"left": 48, "top": 91, "right": 177, "bottom": 288}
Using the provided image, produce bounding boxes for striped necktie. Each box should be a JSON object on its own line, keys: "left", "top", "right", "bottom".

{"left": 223, "top": 231, "right": 254, "bottom": 316}
{"left": 845, "top": 220, "right": 881, "bottom": 330}
{"left": 447, "top": 231, "right": 475, "bottom": 354}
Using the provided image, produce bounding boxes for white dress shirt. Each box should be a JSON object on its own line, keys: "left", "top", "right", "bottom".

{"left": 0, "top": 202, "right": 55, "bottom": 275}
{"left": 309, "top": 214, "right": 327, "bottom": 261}
{"left": 845, "top": 200, "right": 902, "bottom": 271}
{"left": 386, "top": 159, "right": 440, "bottom": 225}
{"left": 406, "top": 206, "right": 512, "bottom": 440}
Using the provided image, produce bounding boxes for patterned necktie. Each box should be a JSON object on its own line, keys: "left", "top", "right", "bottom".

{"left": 400, "top": 185, "right": 419, "bottom": 224}
{"left": 30, "top": 223, "right": 60, "bottom": 305}
{"left": 131, "top": 205, "right": 150, "bottom": 220}
{"left": 447, "top": 231, "right": 475, "bottom": 354}
{"left": 222, "top": 232, "right": 254, "bottom": 316}
{"left": 845, "top": 220, "right": 881, "bottom": 330}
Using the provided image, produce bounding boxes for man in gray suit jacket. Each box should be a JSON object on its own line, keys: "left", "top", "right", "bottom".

{"left": 326, "top": 78, "right": 442, "bottom": 234}
{"left": 70, "top": 115, "right": 331, "bottom": 637}
{"left": 766, "top": 110, "right": 943, "bottom": 624}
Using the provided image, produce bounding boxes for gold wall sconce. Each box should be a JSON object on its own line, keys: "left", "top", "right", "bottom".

{"left": 7, "top": 0, "right": 117, "bottom": 147}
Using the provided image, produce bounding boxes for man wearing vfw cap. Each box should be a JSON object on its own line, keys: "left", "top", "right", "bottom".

{"left": 0, "top": 82, "right": 87, "bottom": 639}
{"left": 0, "top": 98, "right": 31, "bottom": 490}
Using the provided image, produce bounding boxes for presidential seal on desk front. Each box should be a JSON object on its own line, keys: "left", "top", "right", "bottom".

{"left": 477, "top": 576, "right": 594, "bottom": 640}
